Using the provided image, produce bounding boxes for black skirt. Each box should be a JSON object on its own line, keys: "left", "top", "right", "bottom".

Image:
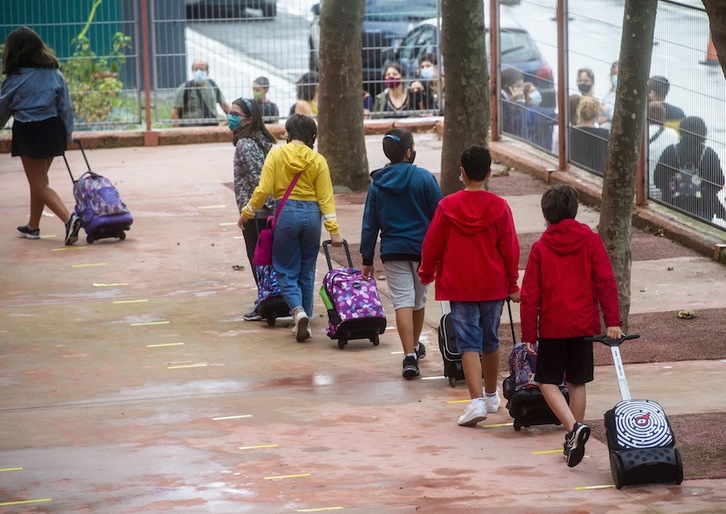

{"left": 11, "top": 117, "right": 67, "bottom": 158}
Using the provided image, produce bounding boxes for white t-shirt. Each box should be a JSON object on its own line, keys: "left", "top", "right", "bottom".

{"left": 648, "top": 124, "right": 680, "bottom": 199}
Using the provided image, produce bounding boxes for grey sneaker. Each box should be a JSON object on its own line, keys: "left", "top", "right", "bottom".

{"left": 402, "top": 355, "right": 419, "bottom": 379}
{"left": 64, "top": 213, "right": 82, "bottom": 245}
{"left": 415, "top": 342, "right": 427, "bottom": 360}
{"left": 243, "top": 310, "right": 262, "bottom": 321}
{"left": 564, "top": 422, "right": 591, "bottom": 467}
{"left": 16, "top": 225, "right": 40, "bottom": 239}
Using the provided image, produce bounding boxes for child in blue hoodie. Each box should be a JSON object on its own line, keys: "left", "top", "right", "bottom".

{"left": 360, "top": 129, "right": 443, "bottom": 378}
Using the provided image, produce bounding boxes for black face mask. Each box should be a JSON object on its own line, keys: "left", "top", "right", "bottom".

{"left": 408, "top": 150, "right": 417, "bottom": 164}
{"left": 577, "top": 83, "right": 592, "bottom": 94}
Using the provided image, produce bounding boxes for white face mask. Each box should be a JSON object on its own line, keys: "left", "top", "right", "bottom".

{"left": 420, "top": 67, "right": 435, "bottom": 80}
{"left": 192, "top": 70, "right": 208, "bottom": 83}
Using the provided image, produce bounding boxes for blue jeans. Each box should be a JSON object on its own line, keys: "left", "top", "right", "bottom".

{"left": 272, "top": 199, "right": 322, "bottom": 317}
{"left": 449, "top": 300, "right": 504, "bottom": 354}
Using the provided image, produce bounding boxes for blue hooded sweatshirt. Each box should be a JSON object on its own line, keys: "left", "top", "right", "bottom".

{"left": 360, "top": 162, "right": 443, "bottom": 264}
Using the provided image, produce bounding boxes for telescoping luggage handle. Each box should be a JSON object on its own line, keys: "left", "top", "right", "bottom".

{"left": 62, "top": 138, "right": 92, "bottom": 183}
{"left": 584, "top": 334, "right": 640, "bottom": 401}
{"left": 321, "top": 239, "right": 353, "bottom": 271}
{"left": 440, "top": 298, "right": 518, "bottom": 344}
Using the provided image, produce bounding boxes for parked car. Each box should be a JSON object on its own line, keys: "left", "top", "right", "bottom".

{"left": 384, "top": 16, "right": 555, "bottom": 108}
{"left": 309, "top": 0, "right": 438, "bottom": 96}
{"left": 185, "top": 0, "right": 277, "bottom": 19}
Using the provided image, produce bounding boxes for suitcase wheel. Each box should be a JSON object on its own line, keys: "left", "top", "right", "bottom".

{"left": 371, "top": 335, "right": 379, "bottom": 346}
{"left": 448, "top": 376, "right": 457, "bottom": 387}
{"left": 513, "top": 418, "right": 522, "bottom": 432}
{"left": 119, "top": 231, "right": 126, "bottom": 241}
{"left": 266, "top": 315, "right": 276, "bottom": 327}
{"left": 675, "top": 448, "right": 683, "bottom": 485}
{"left": 338, "top": 338, "right": 346, "bottom": 349}
{"left": 610, "top": 452, "right": 624, "bottom": 490}
{"left": 87, "top": 235, "right": 94, "bottom": 244}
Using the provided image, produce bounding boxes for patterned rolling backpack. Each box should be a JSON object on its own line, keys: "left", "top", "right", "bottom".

{"left": 320, "top": 240, "right": 386, "bottom": 349}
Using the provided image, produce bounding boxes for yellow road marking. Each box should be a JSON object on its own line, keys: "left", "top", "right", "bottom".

{"left": 533, "top": 449, "right": 563, "bottom": 455}
{"left": 447, "top": 399, "right": 471, "bottom": 404}
{"left": 482, "top": 422, "right": 513, "bottom": 428}
{"left": 264, "top": 473, "right": 311, "bottom": 480}
{"left": 298, "top": 508, "right": 344, "bottom": 513}
{"left": 51, "top": 246, "right": 86, "bottom": 252}
{"left": 0, "top": 499, "right": 52, "bottom": 507}
{"left": 147, "top": 342, "right": 184, "bottom": 348}
{"left": 0, "top": 467, "right": 23, "bottom": 472}
{"left": 213, "top": 415, "right": 252, "bottom": 421}
{"left": 131, "top": 321, "right": 170, "bottom": 326}
{"left": 72, "top": 262, "right": 107, "bottom": 268}
{"left": 238, "top": 444, "right": 279, "bottom": 450}
{"left": 575, "top": 484, "right": 616, "bottom": 490}
{"left": 113, "top": 299, "right": 149, "bottom": 304}
{"left": 167, "top": 363, "right": 207, "bottom": 369}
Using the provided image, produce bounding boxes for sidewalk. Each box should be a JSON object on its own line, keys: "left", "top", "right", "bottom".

{"left": 1, "top": 135, "right": 724, "bottom": 512}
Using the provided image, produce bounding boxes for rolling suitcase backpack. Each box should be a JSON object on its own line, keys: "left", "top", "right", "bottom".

{"left": 587, "top": 333, "right": 683, "bottom": 489}
{"left": 63, "top": 138, "right": 133, "bottom": 244}
{"left": 438, "top": 301, "right": 465, "bottom": 387}
{"left": 502, "top": 300, "right": 570, "bottom": 431}
{"left": 319, "top": 239, "right": 386, "bottom": 349}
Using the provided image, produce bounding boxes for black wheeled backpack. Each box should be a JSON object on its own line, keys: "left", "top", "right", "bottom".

{"left": 438, "top": 302, "right": 465, "bottom": 387}
{"left": 587, "top": 334, "right": 683, "bottom": 489}
{"left": 63, "top": 138, "right": 133, "bottom": 244}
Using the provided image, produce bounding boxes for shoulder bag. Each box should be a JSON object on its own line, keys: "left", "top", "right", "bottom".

{"left": 252, "top": 173, "right": 301, "bottom": 266}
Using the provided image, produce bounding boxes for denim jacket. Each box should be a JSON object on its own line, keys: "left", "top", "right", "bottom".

{"left": 0, "top": 67, "right": 74, "bottom": 135}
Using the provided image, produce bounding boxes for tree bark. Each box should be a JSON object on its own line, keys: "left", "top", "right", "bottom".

{"left": 440, "top": 0, "right": 489, "bottom": 196}
{"left": 702, "top": 0, "right": 726, "bottom": 79}
{"left": 317, "top": 0, "right": 370, "bottom": 191}
{"left": 599, "top": 0, "right": 658, "bottom": 330}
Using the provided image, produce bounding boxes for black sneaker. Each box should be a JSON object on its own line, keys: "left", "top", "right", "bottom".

{"left": 16, "top": 225, "right": 40, "bottom": 239}
{"left": 415, "top": 342, "right": 427, "bottom": 360}
{"left": 243, "top": 310, "right": 262, "bottom": 321}
{"left": 564, "top": 422, "right": 591, "bottom": 468}
{"left": 402, "top": 355, "right": 419, "bottom": 379}
{"left": 64, "top": 213, "right": 82, "bottom": 246}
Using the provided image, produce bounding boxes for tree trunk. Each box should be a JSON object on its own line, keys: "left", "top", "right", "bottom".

{"left": 317, "top": 0, "right": 370, "bottom": 191}
{"left": 702, "top": 0, "right": 726, "bottom": 79}
{"left": 440, "top": 0, "right": 489, "bottom": 196}
{"left": 599, "top": 0, "right": 657, "bottom": 330}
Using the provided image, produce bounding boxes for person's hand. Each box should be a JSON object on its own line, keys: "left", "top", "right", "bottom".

{"left": 237, "top": 215, "right": 248, "bottom": 230}
{"left": 525, "top": 341, "right": 537, "bottom": 356}
{"left": 508, "top": 291, "right": 521, "bottom": 303}
{"left": 330, "top": 233, "right": 343, "bottom": 247}
{"left": 361, "top": 264, "right": 374, "bottom": 281}
{"left": 605, "top": 326, "right": 624, "bottom": 340}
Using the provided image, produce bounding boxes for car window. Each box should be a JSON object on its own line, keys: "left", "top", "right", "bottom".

{"left": 500, "top": 30, "right": 541, "bottom": 62}
{"left": 365, "top": 0, "right": 437, "bottom": 21}
{"left": 399, "top": 25, "right": 435, "bottom": 62}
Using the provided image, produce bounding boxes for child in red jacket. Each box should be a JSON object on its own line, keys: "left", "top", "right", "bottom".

{"left": 520, "top": 184, "right": 623, "bottom": 467}
{"left": 419, "top": 146, "right": 520, "bottom": 427}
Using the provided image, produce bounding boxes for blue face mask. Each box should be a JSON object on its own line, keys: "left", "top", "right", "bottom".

{"left": 420, "top": 67, "right": 435, "bottom": 80}
{"left": 228, "top": 113, "right": 242, "bottom": 132}
{"left": 530, "top": 89, "right": 542, "bottom": 106}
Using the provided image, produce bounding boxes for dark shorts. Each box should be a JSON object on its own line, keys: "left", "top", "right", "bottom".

{"left": 11, "top": 117, "right": 67, "bottom": 158}
{"left": 534, "top": 337, "right": 594, "bottom": 385}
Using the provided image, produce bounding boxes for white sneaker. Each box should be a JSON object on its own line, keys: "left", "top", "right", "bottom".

{"left": 457, "top": 399, "right": 487, "bottom": 427}
{"left": 294, "top": 310, "right": 310, "bottom": 342}
{"left": 484, "top": 391, "right": 501, "bottom": 413}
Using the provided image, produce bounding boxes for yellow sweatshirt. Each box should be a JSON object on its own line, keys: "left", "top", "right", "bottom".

{"left": 242, "top": 143, "right": 339, "bottom": 234}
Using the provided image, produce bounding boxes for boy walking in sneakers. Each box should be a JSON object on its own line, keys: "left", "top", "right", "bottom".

{"left": 520, "top": 184, "right": 623, "bottom": 467}
{"left": 419, "top": 146, "right": 520, "bottom": 425}
{"left": 361, "top": 129, "right": 442, "bottom": 379}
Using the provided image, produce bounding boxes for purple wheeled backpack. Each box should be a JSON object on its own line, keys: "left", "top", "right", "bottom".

{"left": 254, "top": 264, "right": 290, "bottom": 326}
{"left": 320, "top": 240, "right": 386, "bottom": 349}
{"left": 63, "top": 139, "right": 133, "bottom": 244}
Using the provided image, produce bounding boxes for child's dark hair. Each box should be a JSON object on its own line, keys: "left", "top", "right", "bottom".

{"left": 285, "top": 113, "right": 317, "bottom": 149}
{"left": 541, "top": 185, "right": 579, "bottom": 225}
{"left": 382, "top": 128, "right": 414, "bottom": 164}
{"left": 460, "top": 145, "right": 491, "bottom": 181}
{"left": 3, "top": 26, "right": 59, "bottom": 75}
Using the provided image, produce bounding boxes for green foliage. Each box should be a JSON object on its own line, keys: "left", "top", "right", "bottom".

{"left": 63, "top": 31, "right": 132, "bottom": 124}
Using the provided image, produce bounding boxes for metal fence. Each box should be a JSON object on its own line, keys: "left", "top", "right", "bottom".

{"left": 2, "top": 0, "right": 725, "bottom": 227}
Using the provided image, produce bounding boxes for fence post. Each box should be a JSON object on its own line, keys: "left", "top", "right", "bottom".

{"left": 140, "top": 0, "right": 158, "bottom": 145}
{"left": 556, "top": 0, "right": 568, "bottom": 171}
{"left": 489, "top": 0, "right": 500, "bottom": 142}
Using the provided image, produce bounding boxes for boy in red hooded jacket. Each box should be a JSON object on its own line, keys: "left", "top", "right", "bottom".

{"left": 419, "top": 146, "right": 521, "bottom": 427}
{"left": 520, "top": 184, "right": 623, "bottom": 468}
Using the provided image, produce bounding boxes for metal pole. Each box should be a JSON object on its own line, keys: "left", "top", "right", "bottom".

{"left": 556, "top": 0, "right": 568, "bottom": 171}
{"left": 140, "top": 0, "right": 156, "bottom": 144}
{"left": 490, "top": 0, "right": 500, "bottom": 142}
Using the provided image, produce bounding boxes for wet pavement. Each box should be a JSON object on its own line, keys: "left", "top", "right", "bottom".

{"left": 1, "top": 134, "right": 725, "bottom": 513}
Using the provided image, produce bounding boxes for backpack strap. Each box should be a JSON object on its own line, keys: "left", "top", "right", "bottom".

{"left": 271, "top": 173, "right": 302, "bottom": 229}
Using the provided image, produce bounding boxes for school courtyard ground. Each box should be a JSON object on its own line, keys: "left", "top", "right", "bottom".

{"left": 1, "top": 128, "right": 725, "bottom": 513}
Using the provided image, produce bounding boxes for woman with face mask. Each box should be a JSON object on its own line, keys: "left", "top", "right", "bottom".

{"left": 410, "top": 53, "right": 442, "bottom": 112}
{"left": 522, "top": 83, "right": 556, "bottom": 152}
{"left": 373, "top": 62, "right": 416, "bottom": 115}
{"left": 575, "top": 67, "right": 608, "bottom": 126}
{"left": 229, "top": 97, "right": 278, "bottom": 321}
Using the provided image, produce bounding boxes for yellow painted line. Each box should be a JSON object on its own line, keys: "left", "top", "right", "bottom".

{"left": 0, "top": 498, "right": 52, "bottom": 507}
{"left": 213, "top": 415, "right": 252, "bottom": 421}
{"left": 93, "top": 282, "right": 128, "bottom": 287}
{"left": 238, "top": 444, "right": 279, "bottom": 450}
{"left": 130, "top": 321, "right": 170, "bottom": 326}
{"left": 264, "top": 473, "right": 311, "bottom": 481}
{"left": 72, "top": 262, "right": 107, "bottom": 268}
{"left": 167, "top": 363, "right": 207, "bottom": 370}
{"left": 447, "top": 399, "right": 471, "bottom": 404}
{"left": 0, "top": 467, "right": 23, "bottom": 472}
{"left": 147, "top": 342, "right": 185, "bottom": 348}
{"left": 197, "top": 204, "right": 227, "bottom": 209}
{"left": 113, "top": 299, "right": 149, "bottom": 304}
{"left": 219, "top": 222, "right": 237, "bottom": 226}
{"left": 533, "top": 449, "right": 563, "bottom": 455}
{"left": 482, "top": 422, "right": 513, "bottom": 428}
{"left": 51, "top": 246, "right": 86, "bottom": 252}
{"left": 298, "top": 507, "right": 344, "bottom": 513}
{"left": 575, "top": 484, "right": 616, "bottom": 491}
